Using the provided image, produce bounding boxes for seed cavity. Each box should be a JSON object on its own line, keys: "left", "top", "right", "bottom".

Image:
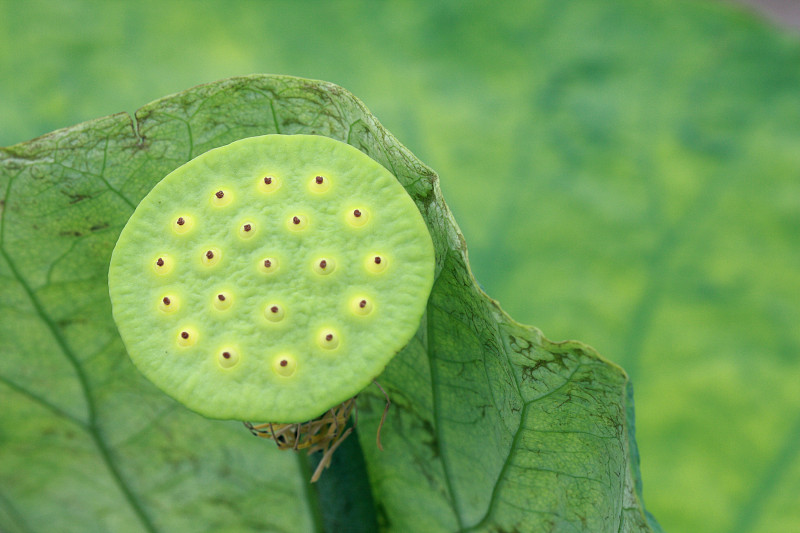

{"left": 259, "top": 174, "right": 282, "bottom": 194}
{"left": 201, "top": 247, "right": 221, "bottom": 267}
{"left": 351, "top": 296, "right": 374, "bottom": 316}
{"left": 177, "top": 328, "right": 197, "bottom": 347}
{"left": 310, "top": 174, "right": 331, "bottom": 193}
{"left": 218, "top": 348, "right": 240, "bottom": 369}
{"left": 159, "top": 295, "right": 179, "bottom": 314}
{"left": 259, "top": 257, "right": 279, "bottom": 274}
{"left": 238, "top": 221, "right": 256, "bottom": 239}
{"left": 287, "top": 214, "right": 308, "bottom": 231}
{"left": 213, "top": 291, "right": 232, "bottom": 311}
{"left": 346, "top": 207, "right": 369, "bottom": 227}
{"left": 211, "top": 189, "right": 233, "bottom": 207}
{"left": 265, "top": 303, "right": 285, "bottom": 322}
{"left": 313, "top": 257, "right": 336, "bottom": 276}
{"left": 317, "top": 328, "right": 340, "bottom": 350}
{"left": 365, "top": 253, "right": 388, "bottom": 273}
{"left": 172, "top": 215, "right": 193, "bottom": 234}
{"left": 273, "top": 353, "right": 297, "bottom": 377}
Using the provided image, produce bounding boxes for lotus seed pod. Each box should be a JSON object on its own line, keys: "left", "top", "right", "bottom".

{"left": 108, "top": 134, "right": 435, "bottom": 423}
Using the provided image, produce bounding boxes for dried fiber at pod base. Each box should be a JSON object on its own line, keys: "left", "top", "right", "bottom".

{"left": 108, "top": 134, "right": 435, "bottom": 423}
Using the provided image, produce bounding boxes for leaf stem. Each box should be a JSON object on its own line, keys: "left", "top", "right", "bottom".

{"left": 297, "top": 453, "right": 325, "bottom": 533}
{"left": 305, "top": 425, "right": 379, "bottom": 533}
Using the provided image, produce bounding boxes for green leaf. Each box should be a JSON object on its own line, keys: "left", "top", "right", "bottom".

{"left": 0, "top": 75, "right": 658, "bottom": 532}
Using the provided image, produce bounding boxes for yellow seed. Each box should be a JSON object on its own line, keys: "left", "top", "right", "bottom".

{"left": 265, "top": 303, "right": 285, "bottom": 322}
{"left": 287, "top": 214, "right": 308, "bottom": 232}
{"left": 177, "top": 328, "right": 197, "bottom": 347}
{"left": 365, "top": 253, "right": 388, "bottom": 273}
{"left": 309, "top": 174, "right": 331, "bottom": 193}
{"left": 218, "top": 348, "right": 240, "bottom": 369}
{"left": 158, "top": 295, "right": 179, "bottom": 314}
{"left": 238, "top": 221, "right": 256, "bottom": 239}
{"left": 345, "top": 207, "right": 369, "bottom": 228}
{"left": 312, "top": 257, "right": 336, "bottom": 276}
{"left": 317, "top": 328, "right": 340, "bottom": 350}
{"left": 211, "top": 189, "right": 233, "bottom": 207}
{"left": 258, "top": 174, "right": 282, "bottom": 194}
{"left": 201, "top": 247, "right": 222, "bottom": 267}
{"left": 213, "top": 291, "right": 232, "bottom": 311}
{"left": 172, "top": 215, "right": 194, "bottom": 234}
{"left": 259, "top": 257, "right": 279, "bottom": 274}
{"left": 153, "top": 254, "right": 174, "bottom": 275}
{"left": 351, "top": 296, "right": 374, "bottom": 316}
{"left": 272, "top": 354, "right": 297, "bottom": 377}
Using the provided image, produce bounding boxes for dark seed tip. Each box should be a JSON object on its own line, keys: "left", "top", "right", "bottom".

{"left": 292, "top": 216, "right": 300, "bottom": 225}
{"left": 215, "top": 190, "right": 224, "bottom": 199}
{"left": 180, "top": 331, "right": 189, "bottom": 339}
{"left": 163, "top": 297, "right": 171, "bottom": 305}
{"left": 217, "top": 294, "right": 225, "bottom": 301}
{"left": 319, "top": 260, "right": 327, "bottom": 269}
{"left": 264, "top": 176, "right": 272, "bottom": 185}
{"left": 156, "top": 258, "right": 164, "bottom": 267}
{"left": 374, "top": 256, "right": 382, "bottom": 264}
{"left": 280, "top": 359, "right": 288, "bottom": 367}
{"left": 325, "top": 333, "right": 333, "bottom": 341}
{"left": 359, "top": 299, "right": 367, "bottom": 308}
{"left": 176, "top": 217, "right": 185, "bottom": 225}
{"left": 270, "top": 305, "right": 279, "bottom": 313}
{"left": 315, "top": 176, "right": 324, "bottom": 184}
{"left": 206, "top": 250, "right": 214, "bottom": 259}
{"left": 222, "top": 351, "right": 231, "bottom": 359}
{"left": 243, "top": 224, "right": 252, "bottom": 232}
{"left": 353, "top": 209, "right": 362, "bottom": 217}
{"left": 264, "top": 259, "right": 272, "bottom": 268}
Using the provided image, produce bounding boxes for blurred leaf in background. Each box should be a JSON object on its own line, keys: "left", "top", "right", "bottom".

{"left": 1, "top": 0, "right": 799, "bottom": 532}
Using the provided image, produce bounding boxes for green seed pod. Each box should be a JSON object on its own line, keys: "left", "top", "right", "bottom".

{"left": 108, "top": 134, "right": 435, "bottom": 423}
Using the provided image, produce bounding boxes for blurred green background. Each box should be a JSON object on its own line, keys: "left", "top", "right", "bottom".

{"left": 2, "top": 0, "right": 799, "bottom": 531}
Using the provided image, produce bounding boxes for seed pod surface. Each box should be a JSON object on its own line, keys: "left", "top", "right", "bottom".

{"left": 108, "top": 134, "right": 435, "bottom": 422}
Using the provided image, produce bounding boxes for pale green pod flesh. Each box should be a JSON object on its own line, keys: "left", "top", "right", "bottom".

{"left": 108, "top": 134, "right": 435, "bottom": 423}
